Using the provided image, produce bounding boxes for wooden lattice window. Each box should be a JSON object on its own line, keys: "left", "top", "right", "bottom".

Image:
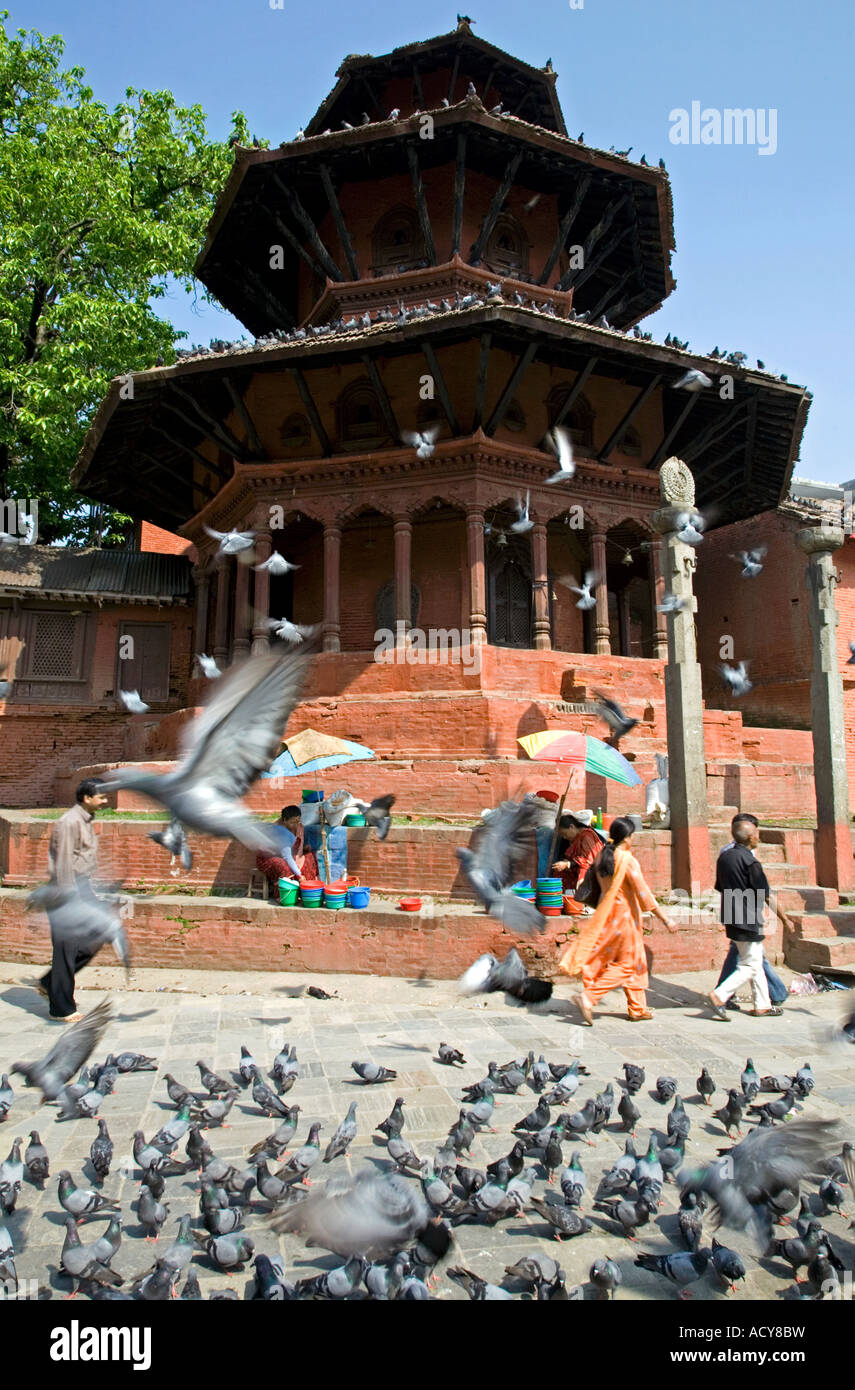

{"left": 336, "top": 377, "right": 388, "bottom": 448}
{"left": 371, "top": 206, "right": 425, "bottom": 275}
{"left": 485, "top": 213, "right": 530, "bottom": 279}
{"left": 11, "top": 608, "right": 93, "bottom": 703}
{"left": 546, "top": 384, "right": 595, "bottom": 450}
{"left": 375, "top": 581, "right": 421, "bottom": 632}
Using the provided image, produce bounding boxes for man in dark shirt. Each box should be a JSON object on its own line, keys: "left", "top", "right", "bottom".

{"left": 714, "top": 813, "right": 788, "bottom": 1010}
{"left": 707, "top": 814, "right": 784, "bottom": 1020}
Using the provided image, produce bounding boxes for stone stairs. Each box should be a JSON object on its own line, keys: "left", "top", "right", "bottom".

{"left": 773, "top": 880, "right": 855, "bottom": 971}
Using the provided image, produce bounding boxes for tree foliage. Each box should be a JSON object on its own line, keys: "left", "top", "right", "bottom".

{"left": 0, "top": 12, "right": 252, "bottom": 542}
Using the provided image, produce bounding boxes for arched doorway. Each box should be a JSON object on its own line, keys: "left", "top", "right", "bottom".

{"left": 486, "top": 531, "right": 534, "bottom": 648}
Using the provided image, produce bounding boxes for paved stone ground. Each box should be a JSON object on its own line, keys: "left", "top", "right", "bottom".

{"left": 0, "top": 957, "right": 852, "bottom": 1302}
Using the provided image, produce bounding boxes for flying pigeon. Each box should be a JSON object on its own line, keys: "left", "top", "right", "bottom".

{"left": 203, "top": 525, "right": 256, "bottom": 558}
{"left": 11, "top": 999, "right": 113, "bottom": 1102}
{"left": 272, "top": 1166, "right": 452, "bottom": 1262}
{"left": 27, "top": 881, "right": 131, "bottom": 975}
{"left": 119, "top": 690, "right": 149, "bottom": 714}
{"left": 561, "top": 570, "right": 600, "bottom": 610}
{"left": 265, "top": 617, "right": 317, "bottom": 645}
{"left": 545, "top": 426, "right": 575, "bottom": 484}
{"left": 149, "top": 818, "right": 192, "bottom": 873}
{"left": 721, "top": 661, "right": 753, "bottom": 697}
{"left": 255, "top": 552, "right": 299, "bottom": 576}
{"left": 657, "top": 590, "right": 687, "bottom": 613}
{"left": 672, "top": 369, "right": 712, "bottom": 392}
{"left": 459, "top": 947, "right": 552, "bottom": 1002}
{"left": 593, "top": 690, "right": 639, "bottom": 746}
{"left": 675, "top": 511, "right": 705, "bottom": 546}
{"left": 732, "top": 548, "right": 767, "bottom": 578}
{"left": 511, "top": 491, "right": 534, "bottom": 533}
{"left": 401, "top": 426, "right": 440, "bottom": 460}
{"left": 456, "top": 800, "right": 546, "bottom": 935}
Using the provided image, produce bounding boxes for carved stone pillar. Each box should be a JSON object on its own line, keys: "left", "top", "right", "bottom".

{"left": 652, "top": 458, "right": 711, "bottom": 892}
{"left": 590, "top": 531, "right": 610, "bottom": 655}
{"left": 192, "top": 564, "right": 211, "bottom": 659}
{"left": 466, "top": 507, "right": 487, "bottom": 646}
{"left": 213, "top": 553, "right": 233, "bottom": 666}
{"left": 251, "top": 529, "right": 272, "bottom": 656}
{"left": 232, "top": 555, "right": 252, "bottom": 662}
{"left": 531, "top": 521, "right": 551, "bottom": 650}
{"left": 393, "top": 515, "right": 412, "bottom": 639}
{"left": 322, "top": 523, "right": 341, "bottom": 653}
{"left": 797, "top": 524, "right": 854, "bottom": 890}
{"left": 649, "top": 539, "right": 668, "bottom": 659}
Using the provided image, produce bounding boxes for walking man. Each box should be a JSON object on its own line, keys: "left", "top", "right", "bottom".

{"left": 37, "top": 779, "right": 108, "bottom": 1022}
{"left": 713, "top": 813, "right": 788, "bottom": 1010}
{"left": 707, "top": 814, "right": 784, "bottom": 1021}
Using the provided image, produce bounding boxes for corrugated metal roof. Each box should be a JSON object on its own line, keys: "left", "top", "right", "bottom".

{"left": 0, "top": 546, "right": 193, "bottom": 600}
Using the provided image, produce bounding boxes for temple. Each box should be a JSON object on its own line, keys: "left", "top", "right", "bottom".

{"left": 1, "top": 21, "right": 853, "bottom": 980}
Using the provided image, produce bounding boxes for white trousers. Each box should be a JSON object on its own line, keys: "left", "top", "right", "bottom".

{"left": 716, "top": 939, "right": 771, "bottom": 1011}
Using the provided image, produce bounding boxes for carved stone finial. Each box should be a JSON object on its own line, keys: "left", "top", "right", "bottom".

{"left": 659, "top": 457, "right": 695, "bottom": 507}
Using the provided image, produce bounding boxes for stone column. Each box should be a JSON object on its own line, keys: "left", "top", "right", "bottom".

{"left": 531, "top": 521, "right": 551, "bottom": 650}
{"left": 797, "top": 524, "right": 854, "bottom": 890}
{"left": 232, "top": 556, "right": 252, "bottom": 662}
{"left": 213, "top": 553, "right": 233, "bottom": 666}
{"left": 251, "top": 528, "right": 272, "bottom": 656}
{"left": 192, "top": 564, "right": 211, "bottom": 658}
{"left": 393, "top": 515, "right": 412, "bottom": 640}
{"left": 591, "top": 531, "right": 611, "bottom": 654}
{"left": 652, "top": 459, "right": 711, "bottom": 892}
{"left": 466, "top": 507, "right": 487, "bottom": 645}
{"left": 649, "top": 540, "right": 668, "bottom": 659}
{"left": 617, "top": 586, "right": 632, "bottom": 657}
{"left": 322, "top": 522, "right": 341, "bottom": 653}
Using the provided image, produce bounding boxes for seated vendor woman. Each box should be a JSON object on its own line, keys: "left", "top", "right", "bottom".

{"left": 551, "top": 810, "right": 604, "bottom": 892}
{"left": 255, "top": 805, "right": 319, "bottom": 889}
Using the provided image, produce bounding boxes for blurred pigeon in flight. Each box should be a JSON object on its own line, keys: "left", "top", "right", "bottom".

{"left": 12, "top": 999, "right": 112, "bottom": 1103}
{"left": 149, "top": 819, "right": 192, "bottom": 873}
{"left": 203, "top": 525, "right": 256, "bottom": 559}
{"left": 657, "top": 590, "right": 687, "bottom": 613}
{"left": 402, "top": 426, "right": 440, "bottom": 460}
{"left": 459, "top": 947, "right": 552, "bottom": 1002}
{"left": 271, "top": 1166, "right": 453, "bottom": 1262}
{"left": 721, "top": 662, "right": 753, "bottom": 697}
{"left": 672, "top": 369, "right": 713, "bottom": 392}
{"left": 456, "top": 800, "right": 546, "bottom": 934}
{"left": 99, "top": 646, "right": 314, "bottom": 854}
{"left": 265, "top": 616, "right": 317, "bottom": 645}
{"left": 511, "top": 491, "right": 534, "bottom": 533}
{"left": 593, "top": 691, "right": 639, "bottom": 746}
{"left": 195, "top": 653, "right": 222, "bottom": 679}
{"left": 732, "top": 548, "right": 767, "bottom": 578}
{"left": 27, "top": 881, "right": 131, "bottom": 975}
{"left": 119, "top": 690, "right": 149, "bottom": 714}
{"left": 675, "top": 512, "right": 705, "bottom": 546}
{"left": 255, "top": 553, "right": 299, "bottom": 575}
{"left": 561, "top": 570, "right": 600, "bottom": 610}
{"left": 545, "top": 426, "right": 575, "bottom": 484}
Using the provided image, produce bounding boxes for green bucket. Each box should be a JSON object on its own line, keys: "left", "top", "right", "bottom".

{"left": 278, "top": 878, "right": 299, "bottom": 906}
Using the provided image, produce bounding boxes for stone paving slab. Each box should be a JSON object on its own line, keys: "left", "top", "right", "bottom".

{"left": 0, "top": 958, "right": 852, "bottom": 1301}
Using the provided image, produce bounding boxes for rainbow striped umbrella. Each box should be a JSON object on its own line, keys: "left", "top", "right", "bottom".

{"left": 517, "top": 729, "right": 642, "bottom": 788}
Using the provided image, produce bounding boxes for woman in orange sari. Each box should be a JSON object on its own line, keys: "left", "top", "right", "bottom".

{"left": 559, "top": 816, "right": 675, "bottom": 1023}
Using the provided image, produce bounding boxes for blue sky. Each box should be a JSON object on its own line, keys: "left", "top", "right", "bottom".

{"left": 10, "top": 0, "right": 854, "bottom": 481}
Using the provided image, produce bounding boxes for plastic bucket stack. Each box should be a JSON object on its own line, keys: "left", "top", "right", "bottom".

{"left": 278, "top": 879, "right": 299, "bottom": 907}
{"left": 511, "top": 879, "right": 536, "bottom": 904}
{"left": 323, "top": 879, "right": 348, "bottom": 909}
{"left": 299, "top": 879, "right": 324, "bottom": 908}
{"left": 344, "top": 813, "right": 366, "bottom": 826}
{"left": 536, "top": 877, "right": 563, "bottom": 916}
{"left": 347, "top": 885, "right": 371, "bottom": 909}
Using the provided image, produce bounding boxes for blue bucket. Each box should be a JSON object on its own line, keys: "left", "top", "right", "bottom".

{"left": 347, "top": 886, "right": 371, "bottom": 909}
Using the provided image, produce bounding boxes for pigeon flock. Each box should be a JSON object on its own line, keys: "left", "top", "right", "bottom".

{"left": 0, "top": 987, "right": 852, "bottom": 1302}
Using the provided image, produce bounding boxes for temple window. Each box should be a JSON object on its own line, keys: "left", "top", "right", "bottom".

{"left": 371, "top": 206, "right": 425, "bottom": 275}
{"left": 485, "top": 213, "right": 530, "bottom": 279}
{"left": 336, "top": 377, "right": 388, "bottom": 448}
{"left": 279, "top": 412, "right": 312, "bottom": 452}
{"left": 546, "top": 384, "right": 595, "bottom": 450}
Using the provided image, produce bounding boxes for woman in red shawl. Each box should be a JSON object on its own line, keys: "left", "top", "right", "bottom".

{"left": 559, "top": 816, "right": 675, "bottom": 1022}
{"left": 256, "top": 805, "right": 319, "bottom": 892}
{"left": 552, "top": 811, "right": 604, "bottom": 916}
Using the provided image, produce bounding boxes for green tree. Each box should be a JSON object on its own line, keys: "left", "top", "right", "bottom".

{"left": 0, "top": 13, "right": 253, "bottom": 543}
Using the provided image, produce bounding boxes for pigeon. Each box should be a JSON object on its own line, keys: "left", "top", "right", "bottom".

{"left": 131, "top": 1263, "right": 179, "bottom": 1301}
{"left": 401, "top": 426, "right": 440, "bottom": 460}
{"left": 0, "top": 1074, "right": 12, "bottom": 1122}
{"left": 635, "top": 1247, "right": 711, "bottom": 1296}
{"left": 0, "top": 1139, "right": 23, "bottom": 1215}
{"left": 61, "top": 1217, "right": 124, "bottom": 1290}
{"left": 203, "top": 1201, "right": 245, "bottom": 1236}
{"left": 721, "top": 662, "right": 753, "bottom": 697}
{"left": 448, "top": 1266, "right": 513, "bottom": 1300}
{"left": 561, "top": 569, "right": 600, "bottom": 610}
{"left": 696, "top": 1067, "right": 716, "bottom": 1105}
{"left": 100, "top": 647, "right": 315, "bottom": 855}
{"left": 132, "top": 1131, "right": 186, "bottom": 1177}
{"left": 437, "top": 1043, "right": 466, "bottom": 1066}
{"left": 563, "top": 1099, "right": 598, "bottom": 1146}
{"left": 678, "top": 1192, "right": 706, "bottom": 1250}
{"left": 421, "top": 1162, "right": 468, "bottom": 1217}
{"left": 180, "top": 1267, "right": 203, "bottom": 1301}
{"left": 455, "top": 1164, "right": 487, "bottom": 1196}
{"left": 456, "top": 803, "right": 546, "bottom": 935}
{"left": 672, "top": 369, "right": 713, "bottom": 392}
{"left": 668, "top": 1095, "right": 691, "bottom": 1143}
{"left": 149, "top": 819, "right": 192, "bottom": 872}
{"left": 252, "top": 1160, "right": 291, "bottom": 1206}
{"left": 656, "top": 1076, "right": 678, "bottom": 1103}
{"left": 251, "top": 1253, "right": 297, "bottom": 1301}
{"left": 376, "top": 1098, "right": 406, "bottom": 1140}
{"left": 271, "top": 1167, "right": 452, "bottom": 1264}
{"left": 199, "top": 1233, "right": 255, "bottom": 1271}
{"left": 275, "top": 1122, "right": 322, "bottom": 1186}
{"left": 598, "top": 1139, "right": 638, "bottom": 1196}
{"left": 750, "top": 1088, "right": 799, "bottom": 1124}
{"left": 818, "top": 1177, "right": 846, "bottom": 1216}
{"left": 486, "top": 1142, "right": 526, "bottom": 1183}
{"left": 657, "top": 590, "right": 687, "bottom": 614}
{"left": 623, "top": 1063, "right": 645, "bottom": 1095}
{"left": 270, "top": 1044, "right": 299, "bottom": 1090}
{"left": 711, "top": 1236, "right": 747, "bottom": 1291}
{"left": 26, "top": 883, "right": 131, "bottom": 975}
{"left": 248, "top": 1107, "right": 301, "bottom": 1160}
{"left": 513, "top": 1096, "right": 551, "bottom": 1134}
{"left": 0, "top": 1220, "right": 17, "bottom": 1292}
{"left": 89, "top": 1120, "right": 113, "bottom": 1183}
{"left": 674, "top": 512, "right": 705, "bottom": 546}
{"left": 24, "top": 1131, "right": 49, "bottom": 1187}
{"left": 151, "top": 1103, "right": 194, "bottom": 1151}
{"left": 113, "top": 1051, "right": 156, "bottom": 1072}
{"left": 560, "top": 1151, "right": 587, "bottom": 1208}
{"left": 592, "top": 691, "right": 639, "bottom": 746}
{"left": 202, "top": 525, "right": 255, "bottom": 557}
{"left": 595, "top": 1195, "right": 652, "bottom": 1240}
{"left": 716, "top": 1088, "right": 748, "bottom": 1136}
{"left": 618, "top": 1090, "right": 641, "bottom": 1134}
{"left": 234, "top": 1046, "right": 258, "bottom": 1088}
{"left": 351, "top": 1061, "right": 397, "bottom": 1084}
{"left": 58, "top": 1171, "right": 121, "bottom": 1220}
{"left": 324, "top": 1102, "right": 358, "bottom": 1162}
{"left": 505, "top": 1252, "right": 562, "bottom": 1289}
{"left": 590, "top": 1257, "right": 622, "bottom": 1299}
{"left": 732, "top": 548, "right": 767, "bottom": 578}
{"left": 530, "top": 1195, "right": 591, "bottom": 1241}
{"left": 195, "top": 653, "right": 222, "bottom": 679}
{"left": 545, "top": 426, "right": 575, "bottom": 484}
{"left": 197, "top": 1060, "right": 233, "bottom": 1096}
{"left": 191, "top": 1091, "right": 238, "bottom": 1128}
{"left": 657, "top": 1134, "right": 687, "bottom": 1183}
{"left": 767, "top": 1229, "right": 820, "bottom": 1280}
{"left": 387, "top": 1135, "right": 422, "bottom": 1173}
{"left": 529, "top": 1054, "right": 551, "bottom": 1092}
{"left": 447, "top": 1110, "right": 476, "bottom": 1155}
{"left": 511, "top": 491, "right": 533, "bottom": 534}
{"left": 138, "top": 1186, "right": 169, "bottom": 1241}
{"left": 163, "top": 1073, "right": 196, "bottom": 1109}
{"left": 119, "top": 690, "right": 149, "bottom": 714}
{"left": 635, "top": 1138, "right": 664, "bottom": 1189}
{"left": 459, "top": 947, "right": 552, "bottom": 1000}
{"left": 741, "top": 1058, "right": 761, "bottom": 1099}
{"left": 795, "top": 1063, "right": 815, "bottom": 1094}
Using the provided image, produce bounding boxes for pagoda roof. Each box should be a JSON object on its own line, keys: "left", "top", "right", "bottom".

{"left": 196, "top": 105, "right": 675, "bottom": 333}
{"left": 73, "top": 298, "right": 809, "bottom": 536}
{"left": 305, "top": 25, "right": 566, "bottom": 136}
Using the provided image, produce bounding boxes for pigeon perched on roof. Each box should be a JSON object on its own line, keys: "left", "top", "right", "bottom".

{"left": 12, "top": 999, "right": 112, "bottom": 1102}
